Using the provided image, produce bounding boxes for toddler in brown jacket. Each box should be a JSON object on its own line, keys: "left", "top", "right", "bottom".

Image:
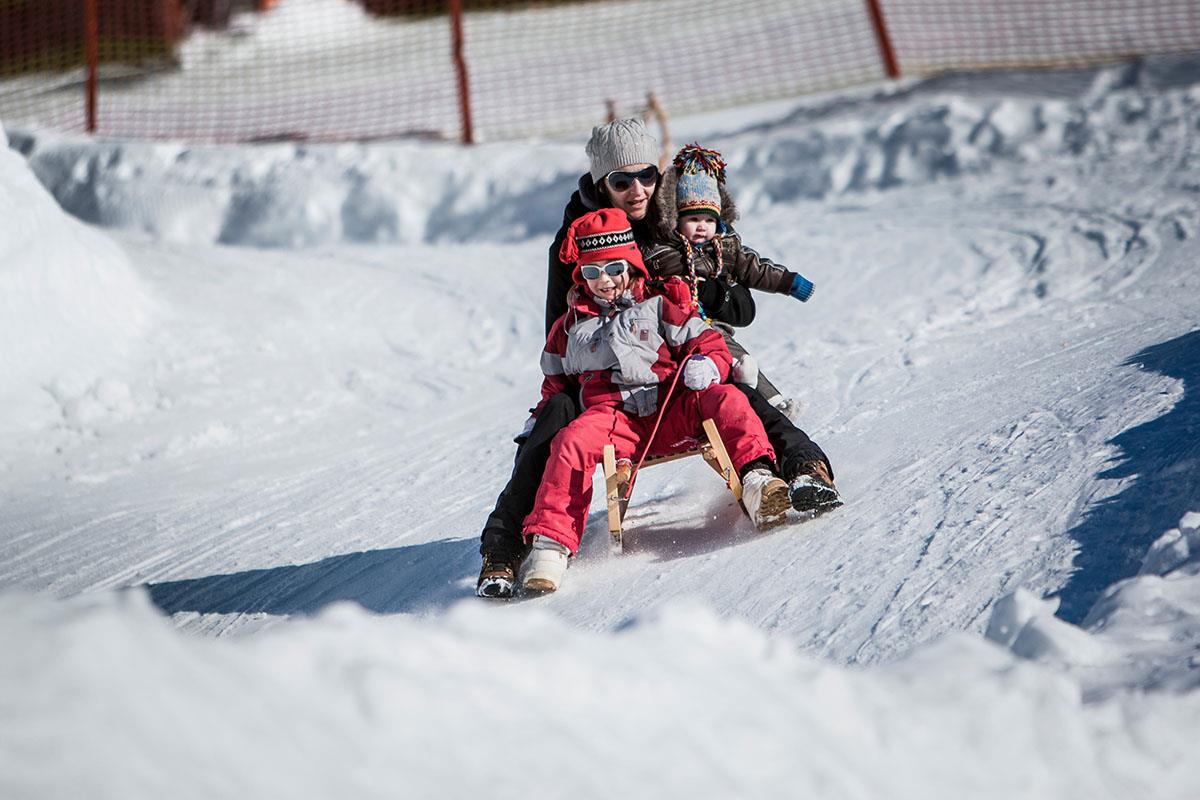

{"left": 636, "top": 143, "right": 840, "bottom": 515}
{"left": 643, "top": 143, "right": 817, "bottom": 322}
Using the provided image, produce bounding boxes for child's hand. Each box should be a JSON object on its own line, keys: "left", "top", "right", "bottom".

{"left": 682, "top": 355, "right": 720, "bottom": 390}
{"left": 789, "top": 274, "right": 815, "bottom": 302}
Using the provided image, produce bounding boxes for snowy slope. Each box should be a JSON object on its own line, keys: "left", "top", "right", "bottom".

{"left": 3, "top": 56, "right": 1200, "bottom": 798}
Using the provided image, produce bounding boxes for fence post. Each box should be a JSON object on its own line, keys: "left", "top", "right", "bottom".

{"left": 865, "top": 0, "right": 900, "bottom": 79}
{"left": 448, "top": 0, "right": 474, "bottom": 144}
{"left": 84, "top": 0, "right": 99, "bottom": 133}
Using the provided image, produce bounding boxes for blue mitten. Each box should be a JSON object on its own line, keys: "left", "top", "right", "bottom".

{"left": 789, "top": 274, "right": 815, "bottom": 302}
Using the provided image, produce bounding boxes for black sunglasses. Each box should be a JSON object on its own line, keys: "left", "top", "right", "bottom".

{"left": 579, "top": 260, "right": 630, "bottom": 280}
{"left": 605, "top": 165, "right": 659, "bottom": 193}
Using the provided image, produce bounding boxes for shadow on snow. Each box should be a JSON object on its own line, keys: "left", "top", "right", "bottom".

{"left": 144, "top": 494, "right": 753, "bottom": 619}
{"left": 145, "top": 537, "right": 482, "bottom": 618}
{"left": 1054, "top": 329, "right": 1200, "bottom": 624}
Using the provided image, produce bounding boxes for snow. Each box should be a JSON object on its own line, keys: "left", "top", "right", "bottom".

{"left": 3, "top": 44, "right": 1200, "bottom": 799}
{"left": 0, "top": 127, "right": 157, "bottom": 437}
{"left": 3, "top": 589, "right": 1198, "bottom": 800}
{"left": 988, "top": 510, "right": 1200, "bottom": 701}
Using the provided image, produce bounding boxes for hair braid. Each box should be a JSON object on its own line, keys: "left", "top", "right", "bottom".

{"left": 674, "top": 230, "right": 701, "bottom": 310}
{"left": 711, "top": 232, "right": 726, "bottom": 278}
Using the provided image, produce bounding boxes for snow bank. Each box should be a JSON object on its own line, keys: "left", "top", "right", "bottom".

{"left": 10, "top": 57, "right": 1200, "bottom": 249}
{"left": 1, "top": 589, "right": 1196, "bottom": 800}
{"left": 0, "top": 123, "right": 157, "bottom": 435}
{"left": 7, "top": 130, "right": 582, "bottom": 248}
{"left": 987, "top": 510, "right": 1200, "bottom": 699}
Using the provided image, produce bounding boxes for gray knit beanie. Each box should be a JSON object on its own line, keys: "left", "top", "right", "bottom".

{"left": 586, "top": 118, "right": 660, "bottom": 183}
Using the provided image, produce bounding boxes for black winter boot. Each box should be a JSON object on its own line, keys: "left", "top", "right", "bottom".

{"left": 476, "top": 547, "right": 523, "bottom": 599}
{"left": 787, "top": 460, "right": 842, "bottom": 514}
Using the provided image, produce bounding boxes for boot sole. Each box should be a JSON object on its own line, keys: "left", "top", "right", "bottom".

{"left": 522, "top": 577, "right": 558, "bottom": 596}
{"left": 476, "top": 576, "right": 515, "bottom": 599}
{"left": 790, "top": 481, "right": 842, "bottom": 514}
{"left": 755, "top": 482, "right": 792, "bottom": 530}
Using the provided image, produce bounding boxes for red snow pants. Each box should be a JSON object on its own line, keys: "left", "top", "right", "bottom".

{"left": 522, "top": 383, "right": 775, "bottom": 554}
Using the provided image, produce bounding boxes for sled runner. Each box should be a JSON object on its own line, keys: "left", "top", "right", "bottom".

{"left": 601, "top": 418, "right": 743, "bottom": 554}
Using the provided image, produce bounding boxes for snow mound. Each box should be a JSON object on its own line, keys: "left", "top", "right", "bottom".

{"left": 987, "top": 510, "right": 1200, "bottom": 699}
{"left": 2, "top": 589, "right": 1197, "bottom": 800}
{"left": 0, "top": 123, "right": 157, "bottom": 434}
{"left": 8, "top": 131, "right": 583, "bottom": 248}
{"left": 1140, "top": 510, "right": 1200, "bottom": 577}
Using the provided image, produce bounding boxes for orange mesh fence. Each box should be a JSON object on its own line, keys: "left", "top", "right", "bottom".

{"left": 881, "top": 1, "right": 1200, "bottom": 74}
{"left": 1, "top": 0, "right": 1198, "bottom": 144}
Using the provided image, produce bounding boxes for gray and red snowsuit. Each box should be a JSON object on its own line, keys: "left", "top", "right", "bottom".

{"left": 521, "top": 278, "right": 774, "bottom": 554}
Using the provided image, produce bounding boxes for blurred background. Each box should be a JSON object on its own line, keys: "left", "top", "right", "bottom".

{"left": 3, "top": 0, "right": 1199, "bottom": 144}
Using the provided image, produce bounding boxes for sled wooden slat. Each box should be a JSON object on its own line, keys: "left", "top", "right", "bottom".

{"left": 702, "top": 418, "right": 743, "bottom": 501}
{"left": 601, "top": 418, "right": 743, "bottom": 554}
{"left": 603, "top": 445, "right": 623, "bottom": 554}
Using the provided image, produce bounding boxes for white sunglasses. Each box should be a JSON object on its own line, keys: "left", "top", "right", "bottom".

{"left": 579, "top": 260, "right": 630, "bottom": 280}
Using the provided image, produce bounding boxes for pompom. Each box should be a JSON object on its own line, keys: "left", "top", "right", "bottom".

{"left": 558, "top": 220, "right": 581, "bottom": 265}
{"left": 673, "top": 143, "right": 727, "bottom": 183}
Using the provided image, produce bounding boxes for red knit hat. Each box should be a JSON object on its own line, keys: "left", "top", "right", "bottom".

{"left": 559, "top": 208, "right": 649, "bottom": 284}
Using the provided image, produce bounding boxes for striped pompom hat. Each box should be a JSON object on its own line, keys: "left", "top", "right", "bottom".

{"left": 559, "top": 208, "right": 649, "bottom": 284}
{"left": 674, "top": 143, "right": 727, "bottom": 220}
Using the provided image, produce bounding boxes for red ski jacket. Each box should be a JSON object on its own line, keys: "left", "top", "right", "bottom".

{"left": 536, "top": 278, "right": 732, "bottom": 418}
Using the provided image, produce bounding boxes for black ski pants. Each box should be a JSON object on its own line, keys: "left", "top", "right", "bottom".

{"left": 722, "top": 332, "right": 833, "bottom": 482}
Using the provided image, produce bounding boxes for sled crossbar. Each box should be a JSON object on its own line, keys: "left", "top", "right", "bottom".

{"left": 602, "top": 418, "right": 743, "bottom": 554}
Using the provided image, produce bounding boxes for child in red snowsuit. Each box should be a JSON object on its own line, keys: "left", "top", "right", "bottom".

{"left": 519, "top": 208, "right": 792, "bottom": 594}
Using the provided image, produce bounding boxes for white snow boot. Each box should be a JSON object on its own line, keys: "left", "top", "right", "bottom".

{"left": 521, "top": 535, "right": 570, "bottom": 595}
{"left": 741, "top": 468, "right": 791, "bottom": 530}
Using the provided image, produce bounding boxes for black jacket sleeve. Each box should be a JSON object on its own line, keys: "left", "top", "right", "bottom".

{"left": 546, "top": 225, "right": 574, "bottom": 336}
{"left": 546, "top": 184, "right": 599, "bottom": 335}
{"left": 697, "top": 275, "right": 756, "bottom": 327}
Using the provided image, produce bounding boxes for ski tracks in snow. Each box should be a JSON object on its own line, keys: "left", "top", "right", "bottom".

{"left": 789, "top": 166, "right": 1198, "bottom": 662}
{"left": 848, "top": 407, "right": 1084, "bottom": 663}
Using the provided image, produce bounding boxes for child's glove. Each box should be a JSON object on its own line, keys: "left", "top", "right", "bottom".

{"left": 789, "top": 274, "right": 815, "bottom": 302}
{"left": 682, "top": 355, "right": 721, "bottom": 390}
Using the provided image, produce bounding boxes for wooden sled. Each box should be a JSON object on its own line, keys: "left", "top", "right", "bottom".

{"left": 602, "top": 418, "right": 743, "bottom": 554}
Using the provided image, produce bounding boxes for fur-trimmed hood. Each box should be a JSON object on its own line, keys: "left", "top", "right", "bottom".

{"left": 653, "top": 165, "right": 739, "bottom": 240}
